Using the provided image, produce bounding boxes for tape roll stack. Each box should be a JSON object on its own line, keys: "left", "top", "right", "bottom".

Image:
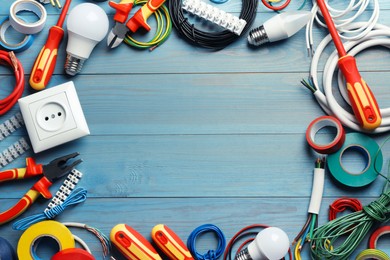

{"left": 17, "top": 220, "right": 75, "bottom": 260}
{"left": 0, "top": 237, "right": 16, "bottom": 260}
{"left": 369, "top": 226, "right": 390, "bottom": 249}
{"left": 327, "top": 133, "right": 383, "bottom": 188}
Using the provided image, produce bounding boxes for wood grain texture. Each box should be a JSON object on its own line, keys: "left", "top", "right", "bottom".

{"left": 0, "top": 0, "right": 390, "bottom": 259}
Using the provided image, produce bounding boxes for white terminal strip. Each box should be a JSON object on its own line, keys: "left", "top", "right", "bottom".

{"left": 0, "top": 113, "right": 31, "bottom": 168}
{"left": 182, "top": 0, "right": 247, "bottom": 35}
{"left": 45, "top": 169, "right": 83, "bottom": 212}
{"left": 9, "top": 0, "right": 47, "bottom": 35}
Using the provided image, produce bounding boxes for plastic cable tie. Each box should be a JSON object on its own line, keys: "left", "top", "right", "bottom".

{"left": 182, "top": 0, "right": 247, "bottom": 35}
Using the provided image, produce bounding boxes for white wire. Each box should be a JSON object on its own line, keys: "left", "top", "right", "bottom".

{"left": 310, "top": 22, "right": 390, "bottom": 133}
{"left": 73, "top": 234, "right": 92, "bottom": 253}
{"left": 306, "top": 0, "right": 379, "bottom": 54}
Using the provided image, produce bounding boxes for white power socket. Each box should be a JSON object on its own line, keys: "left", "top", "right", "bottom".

{"left": 18, "top": 81, "right": 90, "bottom": 153}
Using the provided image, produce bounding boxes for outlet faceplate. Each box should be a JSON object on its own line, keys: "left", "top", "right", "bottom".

{"left": 18, "top": 81, "right": 90, "bottom": 153}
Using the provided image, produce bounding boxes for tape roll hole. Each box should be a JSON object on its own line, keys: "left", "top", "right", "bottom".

{"left": 310, "top": 123, "right": 340, "bottom": 146}
{"left": 340, "top": 145, "right": 370, "bottom": 175}
{"left": 13, "top": 9, "right": 43, "bottom": 25}
{"left": 33, "top": 236, "right": 60, "bottom": 259}
{"left": 0, "top": 20, "right": 27, "bottom": 45}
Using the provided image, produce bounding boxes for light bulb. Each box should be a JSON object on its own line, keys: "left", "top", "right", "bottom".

{"left": 247, "top": 11, "right": 312, "bottom": 46}
{"left": 235, "top": 227, "right": 290, "bottom": 260}
{"left": 64, "top": 3, "right": 109, "bottom": 76}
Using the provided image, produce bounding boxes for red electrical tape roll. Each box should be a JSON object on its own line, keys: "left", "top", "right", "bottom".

{"left": 306, "top": 116, "right": 345, "bottom": 154}
{"left": 51, "top": 248, "right": 95, "bottom": 260}
{"left": 369, "top": 226, "right": 390, "bottom": 249}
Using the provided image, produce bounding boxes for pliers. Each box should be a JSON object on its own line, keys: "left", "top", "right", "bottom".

{"left": 107, "top": 0, "right": 166, "bottom": 48}
{"left": 0, "top": 152, "right": 82, "bottom": 225}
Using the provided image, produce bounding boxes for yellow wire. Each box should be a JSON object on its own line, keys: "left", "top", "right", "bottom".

{"left": 355, "top": 249, "right": 390, "bottom": 260}
{"left": 294, "top": 239, "right": 302, "bottom": 260}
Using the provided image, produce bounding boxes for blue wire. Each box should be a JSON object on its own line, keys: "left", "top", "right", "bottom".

{"left": 12, "top": 188, "right": 87, "bottom": 231}
{"left": 209, "top": 0, "right": 229, "bottom": 3}
{"left": 187, "top": 224, "right": 226, "bottom": 260}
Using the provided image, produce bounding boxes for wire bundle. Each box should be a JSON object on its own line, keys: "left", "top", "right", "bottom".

{"left": 0, "top": 51, "right": 25, "bottom": 115}
{"left": 328, "top": 197, "right": 363, "bottom": 221}
{"left": 124, "top": 0, "right": 172, "bottom": 50}
{"left": 310, "top": 190, "right": 390, "bottom": 259}
{"left": 168, "top": 0, "right": 258, "bottom": 50}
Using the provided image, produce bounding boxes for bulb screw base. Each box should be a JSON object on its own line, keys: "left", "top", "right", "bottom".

{"left": 247, "top": 25, "right": 269, "bottom": 46}
{"left": 64, "top": 54, "right": 85, "bottom": 76}
{"left": 235, "top": 248, "right": 252, "bottom": 260}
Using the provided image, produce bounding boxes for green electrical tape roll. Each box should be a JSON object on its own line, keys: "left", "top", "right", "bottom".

{"left": 327, "top": 133, "right": 383, "bottom": 188}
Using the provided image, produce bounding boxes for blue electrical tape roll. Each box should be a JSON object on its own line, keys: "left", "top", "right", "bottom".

{"left": 327, "top": 133, "right": 383, "bottom": 188}
{"left": 0, "top": 237, "right": 17, "bottom": 260}
{"left": 0, "top": 16, "right": 34, "bottom": 52}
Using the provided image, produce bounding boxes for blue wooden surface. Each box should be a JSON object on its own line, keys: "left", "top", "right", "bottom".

{"left": 1, "top": 0, "right": 390, "bottom": 259}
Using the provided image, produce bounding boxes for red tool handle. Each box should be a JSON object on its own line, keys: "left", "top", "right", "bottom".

{"left": 338, "top": 55, "right": 382, "bottom": 130}
{"left": 151, "top": 224, "right": 194, "bottom": 260}
{"left": 0, "top": 168, "right": 28, "bottom": 182}
{"left": 126, "top": 0, "right": 166, "bottom": 32}
{"left": 109, "top": 0, "right": 135, "bottom": 23}
{"left": 29, "top": 26, "right": 64, "bottom": 90}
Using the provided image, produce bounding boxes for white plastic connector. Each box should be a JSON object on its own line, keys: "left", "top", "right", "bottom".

{"left": 18, "top": 81, "right": 90, "bottom": 153}
{"left": 182, "top": 0, "right": 247, "bottom": 35}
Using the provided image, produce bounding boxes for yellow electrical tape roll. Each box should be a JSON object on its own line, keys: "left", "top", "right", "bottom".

{"left": 17, "top": 220, "right": 75, "bottom": 260}
{"left": 355, "top": 249, "right": 390, "bottom": 260}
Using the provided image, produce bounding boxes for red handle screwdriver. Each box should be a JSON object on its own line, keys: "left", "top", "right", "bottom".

{"left": 29, "top": 0, "right": 72, "bottom": 91}
{"left": 316, "top": 0, "right": 381, "bottom": 130}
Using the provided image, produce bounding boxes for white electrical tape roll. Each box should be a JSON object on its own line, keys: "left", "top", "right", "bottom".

{"left": 9, "top": 0, "right": 47, "bottom": 35}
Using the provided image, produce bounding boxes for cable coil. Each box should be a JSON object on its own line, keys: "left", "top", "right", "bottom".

{"left": 168, "top": 0, "right": 258, "bottom": 50}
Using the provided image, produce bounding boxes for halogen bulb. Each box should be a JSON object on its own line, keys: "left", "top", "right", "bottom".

{"left": 235, "top": 227, "right": 290, "bottom": 260}
{"left": 64, "top": 3, "right": 109, "bottom": 76}
{"left": 248, "top": 11, "right": 312, "bottom": 46}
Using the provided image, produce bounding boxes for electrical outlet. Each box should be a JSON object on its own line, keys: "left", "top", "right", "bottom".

{"left": 18, "top": 81, "right": 90, "bottom": 153}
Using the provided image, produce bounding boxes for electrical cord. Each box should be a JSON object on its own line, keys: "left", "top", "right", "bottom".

{"left": 0, "top": 51, "right": 25, "bottom": 115}
{"left": 124, "top": 0, "right": 172, "bottom": 50}
{"left": 304, "top": 22, "right": 390, "bottom": 133}
{"left": 329, "top": 197, "right": 363, "bottom": 221}
{"left": 168, "top": 0, "right": 258, "bottom": 50}
{"left": 261, "top": 0, "right": 291, "bottom": 11}
{"left": 187, "top": 224, "right": 226, "bottom": 260}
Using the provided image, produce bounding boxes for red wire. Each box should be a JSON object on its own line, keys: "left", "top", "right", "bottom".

{"left": 316, "top": 0, "right": 347, "bottom": 57}
{"left": 261, "top": 0, "right": 291, "bottom": 11}
{"left": 56, "top": 0, "right": 72, "bottom": 27}
{"left": 329, "top": 197, "right": 363, "bottom": 221}
{"left": 0, "top": 51, "right": 25, "bottom": 115}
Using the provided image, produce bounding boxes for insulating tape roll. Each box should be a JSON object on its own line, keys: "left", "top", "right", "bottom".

{"left": 0, "top": 16, "right": 34, "bottom": 52}
{"left": 355, "top": 249, "right": 390, "bottom": 260}
{"left": 9, "top": 0, "right": 47, "bottom": 35}
{"left": 306, "top": 116, "right": 345, "bottom": 154}
{"left": 369, "top": 226, "right": 390, "bottom": 249}
{"left": 327, "top": 133, "right": 383, "bottom": 188}
{"left": 17, "top": 220, "right": 75, "bottom": 260}
{"left": 0, "top": 237, "right": 17, "bottom": 260}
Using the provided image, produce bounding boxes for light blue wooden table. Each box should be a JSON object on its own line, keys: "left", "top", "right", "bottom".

{"left": 1, "top": 0, "right": 390, "bottom": 259}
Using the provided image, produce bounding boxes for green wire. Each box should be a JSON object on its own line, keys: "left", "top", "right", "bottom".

{"left": 309, "top": 214, "right": 316, "bottom": 241}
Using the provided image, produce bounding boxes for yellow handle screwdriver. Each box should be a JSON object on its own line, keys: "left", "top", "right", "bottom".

{"left": 29, "top": 0, "right": 71, "bottom": 91}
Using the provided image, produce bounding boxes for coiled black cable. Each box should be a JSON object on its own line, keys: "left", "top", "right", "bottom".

{"left": 168, "top": 0, "right": 258, "bottom": 50}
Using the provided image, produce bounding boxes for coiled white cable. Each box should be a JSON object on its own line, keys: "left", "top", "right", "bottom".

{"left": 310, "top": 22, "right": 390, "bottom": 133}
{"left": 306, "top": 0, "right": 379, "bottom": 54}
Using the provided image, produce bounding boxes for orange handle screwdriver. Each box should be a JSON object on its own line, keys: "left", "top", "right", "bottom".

{"left": 29, "top": 0, "right": 72, "bottom": 91}
{"left": 151, "top": 224, "right": 194, "bottom": 260}
{"left": 317, "top": 0, "right": 381, "bottom": 130}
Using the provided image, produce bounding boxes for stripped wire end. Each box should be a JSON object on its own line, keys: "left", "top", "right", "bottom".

{"left": 8, "top": 51, "right": 18, "bottom": 72}
{"left": 315, "top": 157, "right": 325, "bottom": 169}
{"left": 301, "top": 78, "right": 316, "bottom": 93}
{"left": 149, "top": 45, "right": 159, "bottom": 52}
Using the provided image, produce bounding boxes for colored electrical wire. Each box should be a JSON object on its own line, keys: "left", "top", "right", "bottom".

{"left": 0, "top": 51, "right": 25, "bottom": 115}
{"left": 223, "top": 224, "right": 292, "bottom": 260}
{"left": 187, "top": 224, "right": 226, "bottom": 260}
{"left": 261, "top": 0, "right": 291, "bottom": 11}
{"left": 168, "top": 0, "right": 258, "bottom": 50}
{"left": 310, "top": 189, "right": 390, "bottom": 259}
{"left": 305, "top": 22, "right": 390, "bottom": 133}
{"left": 12, "top": 188, "right": 87, "bottom": 231}
{"left": 210, "top": 0, "right": 229, "bottom": 3}
{"left": 124, "top": 0, "right": 172, "bottom": 50}
{"left": 329, "top": 197, "right": 363, "bottom": 221}
{"left": 62, "top": 222, "right": 112, "bottom": 257}
{"left": 356, "top": 249, "right": 390, "bottom": 260}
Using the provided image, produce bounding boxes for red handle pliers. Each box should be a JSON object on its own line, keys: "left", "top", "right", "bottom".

{"left": 0, "top": 152, "right": 82, "bottom": 225}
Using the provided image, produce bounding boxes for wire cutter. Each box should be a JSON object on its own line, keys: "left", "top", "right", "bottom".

{"left": 107, "top": 0, "right": 166, "bottom": 48}
{"left": 0, "top": 152, "right": 82, "bottom": 225}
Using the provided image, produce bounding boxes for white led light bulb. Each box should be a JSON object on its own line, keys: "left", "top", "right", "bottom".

{"left": 248, "top": 11, "right": 312, "bottom": 46}
{"left": 235, "top": 227, "right": 290, "bottom": 260}
{"left": 64, "top": 3, "right": 109, "bottom": 76}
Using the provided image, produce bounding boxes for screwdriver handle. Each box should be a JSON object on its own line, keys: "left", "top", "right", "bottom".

{"left": 338, "top": 55, "right": 382, "bottom": 130}
{"left": 126, "top": 0, "right": 166, "bottom": 32}
{"left": 151, "top": 224, "right": 194, "bottom": 260}
{"left": 29, "top": 26, "right": 64, "bottom": 91}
